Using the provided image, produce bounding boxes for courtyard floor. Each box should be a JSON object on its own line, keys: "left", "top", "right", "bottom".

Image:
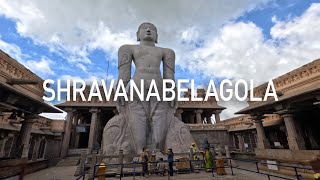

{"left": 24, "top": 162, "right": 296, "bottom": 180}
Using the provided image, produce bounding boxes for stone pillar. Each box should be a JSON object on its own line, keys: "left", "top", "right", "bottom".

{"left": 195, "top": 110, "right": 203, "bottom": 124}
{"left": 214, "top": 110, "right": 221, "bottom": 124}
{"left": 225, "top": 145, "right": 230, "bottom": 158}
{"left": 74, "top": 116, "right": 82, "bottom": 148}
{"left": 15, "top": 114, "right": 37, "bottom": 158}
{"left": 175, "top": 109, "right": 183, "bottom": 121}
{"left": 236, "top": 134, "right": 245, "bottom": 152}
{"left": 70, "top": 114, "right": 78, "bottom": 148}
{"left": 61, "top": 108, "right": 74, "bottom": 158}
{"left": 189, "top": 113, "right": 195, "bottom": 124}
{"left": 88, "top": 108, "right": 99, "bottom": 149}
{"left": 0, "top": 138, "right": 7, "bottom": 157}
{"left": 96, "top": 112, "right": 103, "bottom": 147}
{"left": 282, "top": 113, "right": 306, "bottom": 150}
{"left": 32, "top": 138, "right": 40, "bottom": 161}
{"left": 205, "top": 114, "right": 212, "bottom": 124}
{"left": 252, "top": 115, "right": 270, "bottom": 149}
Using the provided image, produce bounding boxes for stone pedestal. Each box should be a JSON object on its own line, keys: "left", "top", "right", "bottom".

{"left": 88, "top": 108, "right": 99, "bottom": 149}
{"left": 61, "top": 108, "right": 74, "bottom": 158}
{"left": 282, "top": 113, "right": 306, "bottom": 150}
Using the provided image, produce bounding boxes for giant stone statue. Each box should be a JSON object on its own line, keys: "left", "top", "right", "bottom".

{"left": 103, "top": 22, "right": 194, "bottom": 155}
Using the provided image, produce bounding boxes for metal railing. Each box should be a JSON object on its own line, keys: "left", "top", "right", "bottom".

{"left": 76, "top": 156, "right": 313, "bottom": 180}
{"left": 228, "top": 158, "right": 313, "bottom": 180}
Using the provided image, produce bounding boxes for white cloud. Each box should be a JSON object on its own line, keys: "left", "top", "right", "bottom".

{"left": 25, "top": 58, "right": 55, "bottom": 76}
{"left": 186, "top": 3, "right": 320, "bottom": 119}
{"left": 0, "top": 39, "right": 55, "bottom": 77}
{"left": 1, "top": 1, "right": 320, "bottom": 119}
{"left": 0, "top": 39, "right": 24, "bottom": 61}
{"left": 40, "top": 112, "right": 67, "bottom": 120}
{"left": 0, "top": 0, "right": 269, "bottom": 66}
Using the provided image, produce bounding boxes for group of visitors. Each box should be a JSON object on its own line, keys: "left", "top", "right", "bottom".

{"left": 190, "top": 140, "right": 215, "bottom": 173}
{"left": 139, "top": 140, "right": 217, "bottom": 177}
{"left": 141, "top": 147, "right": 174, "bottom": 176}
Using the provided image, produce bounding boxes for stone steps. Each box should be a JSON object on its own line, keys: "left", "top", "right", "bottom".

{"left": 56, "top": 156, "right": 80, "bottom": 166}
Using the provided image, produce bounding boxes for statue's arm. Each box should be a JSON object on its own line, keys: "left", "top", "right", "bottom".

{"left": 118, "top": 45, "right": 132, "bottom": 87}
{"left": 163, "top": 48, "right": 175, "bottom": 80}
{"left": 163, "top": 48, "right": 177, "bottom": 109}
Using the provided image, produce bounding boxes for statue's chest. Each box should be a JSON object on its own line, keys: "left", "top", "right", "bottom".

{"left": 133, "top": 46, "right": 163, "bottom": 60}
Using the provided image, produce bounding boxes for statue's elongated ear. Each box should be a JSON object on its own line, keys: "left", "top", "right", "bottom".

{"left": 155, "top": 34, "right": 158, "bottom": 44}
{"left": 136, "top": 31, "right": 140, "bottom": 41}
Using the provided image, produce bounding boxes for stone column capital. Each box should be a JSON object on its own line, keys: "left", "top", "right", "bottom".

{"left": 195, "top": 109, "right": 203, "bottom": 114}
{"left": 276, "top": 108, "right": 295, "bottom": 117}
{"left": 215, "top": 110, "right": 222, "bottom": 114}
{"left": 90, "top": 108, "right": 100, "bottom": 113}
{"left": 250, "top": 114, "right": 265, "bottom": 122}
{"left": 23, "top": 114, "right": 39, "bottom": 123}
{"left": 64, "top": 108, "right": 74, "bottom": 113}
{"left": 280, "top": 113, "right": 294, "bottom": 118}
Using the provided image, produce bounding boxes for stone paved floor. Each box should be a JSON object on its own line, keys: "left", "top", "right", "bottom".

{"left": 24, "top": 162, "right": 295, "bottom": 180}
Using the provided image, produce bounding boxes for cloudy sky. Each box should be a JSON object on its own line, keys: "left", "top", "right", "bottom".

{"left": 1, "top": 0, "right": 320, "bottom": 120}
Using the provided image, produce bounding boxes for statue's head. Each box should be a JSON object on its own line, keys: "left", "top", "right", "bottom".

{"left": 137, "top": 22, "right": 158, "bottom": 44}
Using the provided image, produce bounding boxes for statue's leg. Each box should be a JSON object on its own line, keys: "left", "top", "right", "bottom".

{"left": 128, "top": 99, "right": 147, "bottom": 153}
{"left": 151, "top": 100, "right": 171, "bottom": 151}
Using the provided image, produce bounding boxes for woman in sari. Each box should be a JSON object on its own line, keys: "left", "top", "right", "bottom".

{"left": 203, "top": 148, "right": 214, "bottom": 172}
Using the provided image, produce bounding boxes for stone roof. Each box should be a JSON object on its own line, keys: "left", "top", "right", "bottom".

{"left": 238, "top": 58, "right": 320, "bottom": 114}
{"left": 0, "top": 50, "right": 45, "bottom": 100}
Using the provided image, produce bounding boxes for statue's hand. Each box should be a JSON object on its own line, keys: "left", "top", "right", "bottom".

{"left": 116, "top": 96, "right": 125, "bottom": 113}
{"left": 166, "top": 91, "right": 178, "bottom": 109}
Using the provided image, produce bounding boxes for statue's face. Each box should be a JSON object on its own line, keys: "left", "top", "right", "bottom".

{"left": 137, "top": 23, "right": 158, "bottom": 43}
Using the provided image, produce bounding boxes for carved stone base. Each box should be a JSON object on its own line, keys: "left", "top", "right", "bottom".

{"left": 102, "top": 108, "right": 194, "bottom": 155}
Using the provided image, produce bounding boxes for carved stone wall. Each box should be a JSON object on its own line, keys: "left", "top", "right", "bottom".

{"left": 250, "top": 59, "right": 320, "bottom": 101}
{"left": 190, "top": 129, "right": 229, "bottom": 149}
{"left": 0, "top": 50, "right": 45, "bottom": 101}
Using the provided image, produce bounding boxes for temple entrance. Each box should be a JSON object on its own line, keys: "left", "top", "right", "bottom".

{"left": 78, "top": 132, "right": 89, "bottom": 148}
{"left": 265, "top": 123, "right": 289, "bottom": 149}
{"left": 296, "top": 108, "right": 320, "bottom": 150}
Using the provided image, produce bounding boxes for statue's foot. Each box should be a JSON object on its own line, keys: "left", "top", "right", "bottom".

{"left": 103, "top": 114, "right": 134, "bottom": 155}
{"left": 165, "top": 117, "right": 195, "bottom": 153}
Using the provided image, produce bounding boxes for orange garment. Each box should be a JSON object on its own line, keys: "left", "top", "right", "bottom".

{"left": 216, "top": 158, "right": 226, "bottom": 175}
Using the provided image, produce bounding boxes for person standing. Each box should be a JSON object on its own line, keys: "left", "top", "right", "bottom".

{"left": 167, "top": 148, "right": 174, "bottom": 176}
{"left": 141, "top": 147, "right": 149, "bottom": 176}
{"left": 203, "top": 148, "right": 214, "bottom": 172}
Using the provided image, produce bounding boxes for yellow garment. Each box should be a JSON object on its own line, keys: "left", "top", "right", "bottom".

{"left": 191, "top": 145, "right": 197, "bottom": 160}
{"left": 314, "top": 173, "right": 320, "bottom": 179}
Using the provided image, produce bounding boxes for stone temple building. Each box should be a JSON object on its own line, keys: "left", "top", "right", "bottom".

{"left": 223, "top": 59, "right": 320, "bottom": 176}
{"left": 55, "top": 87, "right": 227, "bottom": 157}
{"left": 1, "top": 47, "right": 319, "bottom": 178}
{"left": 0, "top": 50, "right": 63, "bottom": 179}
